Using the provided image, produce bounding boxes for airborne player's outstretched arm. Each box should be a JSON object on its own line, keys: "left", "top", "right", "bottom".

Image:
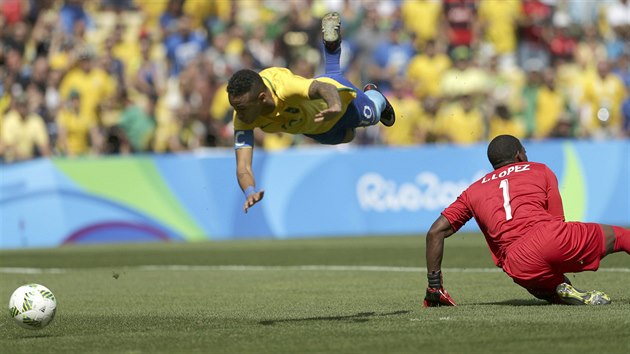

{"left": 309, "top": 80, "right": 342, "bottom": 123}
{"left": 236, "top": 145, "right": 264, "bottom": 213}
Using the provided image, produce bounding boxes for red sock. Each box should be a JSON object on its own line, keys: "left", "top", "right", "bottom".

{"left": 612, "top": 226, "right": 630, "bottom": 254}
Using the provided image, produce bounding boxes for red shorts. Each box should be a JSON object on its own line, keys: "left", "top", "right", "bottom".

{"left": 502, "top": 221, "right": 605, "bottom": 299}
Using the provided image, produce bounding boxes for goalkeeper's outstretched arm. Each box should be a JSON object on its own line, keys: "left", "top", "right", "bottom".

{"left": 424, "top": 215, "right": 457, "bottom": 307}
{"left": 426, "top": 215, "right": 455, "bottom": 273}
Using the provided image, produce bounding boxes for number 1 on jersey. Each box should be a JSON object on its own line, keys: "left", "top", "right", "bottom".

{"left": 499, "top": 179, "right": 513, "bottom": 221}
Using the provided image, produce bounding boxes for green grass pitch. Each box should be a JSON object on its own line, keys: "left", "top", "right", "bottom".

{"left": 1, "top": 234, "right": 629, "bottom": 353}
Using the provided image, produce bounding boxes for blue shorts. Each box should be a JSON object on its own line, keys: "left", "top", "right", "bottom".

{"left": 305, "top": 74, "right": 377, "bottom": 145}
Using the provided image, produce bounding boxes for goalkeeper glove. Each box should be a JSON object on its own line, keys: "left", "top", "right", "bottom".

{"left": 423, "top": 270, "right": 456, "bottom": 307}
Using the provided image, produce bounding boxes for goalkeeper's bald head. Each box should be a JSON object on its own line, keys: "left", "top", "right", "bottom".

{"left": 487, "top": 135, "right": 527, "bottom": 170}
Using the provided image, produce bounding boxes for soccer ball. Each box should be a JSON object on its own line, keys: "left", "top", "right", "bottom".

{"left": 8, "top": 284, "right": 57, "bottom": 330}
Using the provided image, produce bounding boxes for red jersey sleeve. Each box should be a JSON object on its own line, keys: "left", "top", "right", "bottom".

{"left": 441, "top": 190, "right": 474, "bottom": 232}
{"left": 544, "top": 165, "right": 565, "bottom": 219}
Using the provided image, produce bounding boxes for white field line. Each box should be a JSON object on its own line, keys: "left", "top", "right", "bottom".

{"left": 0, "top": 265, "right": 629, "bottom": 274}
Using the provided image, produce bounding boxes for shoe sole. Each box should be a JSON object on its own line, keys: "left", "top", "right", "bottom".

{"left": 556, "top": 283, "right": 611, "bottom": 305}
{"left": 322, "top": 12, "right": 340, "bottom": 43}
{"left": 380, "top": 112, "right": 395, "bottom": 127}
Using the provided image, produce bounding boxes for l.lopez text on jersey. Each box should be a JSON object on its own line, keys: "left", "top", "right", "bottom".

{"left": 481, "top": 164, "right": 531, "bottom": 184}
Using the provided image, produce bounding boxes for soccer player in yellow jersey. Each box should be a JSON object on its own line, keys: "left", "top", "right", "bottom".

{"left": 227, "top": 12, "right": 396, "bottom": 213}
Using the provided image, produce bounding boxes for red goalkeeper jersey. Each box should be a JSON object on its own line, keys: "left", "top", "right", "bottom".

{"left": 441, "top": 162, "right": 565, "bottom": 266}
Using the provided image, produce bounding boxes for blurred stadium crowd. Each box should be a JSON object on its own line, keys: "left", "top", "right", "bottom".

{"left": 1, "top": 0, "right": 629, "bottom": 163}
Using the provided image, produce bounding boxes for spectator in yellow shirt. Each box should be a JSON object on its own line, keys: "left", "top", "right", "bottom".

{"left": 580, "top": 60, "right": 627, "bottom": 137}
{"left": 488, "top": 103, "right": 526, "bottom": 141}
{"left": 1, "top": 94, "right": 50, "bottom": 162}
{"left": 478, "top": 0, "right": 521, "bottom": 65}
{"left": 381, "top": 77, "right": 424, "bottom": 146}
{"left": 440, "top": 46, "right": 487, "bottom": 99}
{"left": 56, "top": 90, "right": 101, "bottom": 156}
{"left": 435, "top": 94, "right": 486, "bottom": 144}
{"left": 59, "top": 47, "right": 117, "bottom": 125}
{"left": 183, "top": 0, "right": 230, "bottom": 29}
{"left": 135, "top": 0, "right": 169, "bottom": 29}
{"left": 401, "top": 0, "right": 443, "bottom": 48}
{"left": 406, "top": 40, "right": 452, "bottom": 99}
{"left": 416, "top": 97, "right": 445, "bottom": 144}
{"left": 534, "top": 69, "right": 566, "bottom": 138}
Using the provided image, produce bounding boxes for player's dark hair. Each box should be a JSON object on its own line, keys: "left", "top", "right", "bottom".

{"left": 487, "top": 135, "right": 523, "bottom": 169}
{"left": 226, "top": 69, "right": 263, "bottom": 97}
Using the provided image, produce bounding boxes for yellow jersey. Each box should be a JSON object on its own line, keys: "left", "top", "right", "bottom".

{"left": 57, "top": 108, "right": 95, "bottom": 155}
{"left": 488, "top": 116, "right": 527, "bottom": 141}
{"left": 406, "top": 53, "right": 451, "bottom": 98}
{"left": 233, "top": 68, "right": 356, "bottom": 135}
{"left": 1, "top": 110, "right": 49, "bottom": 161}
{"left": 59, "top": 67, "right": 116, "bottom": 123}
{"left": 435, "top": 104, "right": 485, "bottom": 144}
{"left": 581, "top": 73, "right": 626, "bottom": 132}
{"left": 535, "top": 86, "right": 565, "bottom": 138}
{"left": 478, "top": 0, "right": 521, "bottom": 54}
{"left": 381, "top": 96, "right": 423, "bottom": 146}
{"left": 401, "top": 0, "right": 442, "bottom": 45}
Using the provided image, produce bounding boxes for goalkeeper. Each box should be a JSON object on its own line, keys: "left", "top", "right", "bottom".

{"left": 424, "top": 135, "right": 630, "bottom": 307}
{"left": 226, "top": 12, "right": 395, "bottom": 213}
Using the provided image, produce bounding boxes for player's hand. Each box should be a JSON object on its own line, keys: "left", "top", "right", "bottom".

{"left": 243, "top": 189, "right": 265, "bottom": 213}
{"left": 314, "top": 104, "right": 342, "bottom": 123}
{"left": 423, "top": 270, "right": 456, "bottom": 307}
{"left": 423, "top": 287, "right": 456, "bottom": 307}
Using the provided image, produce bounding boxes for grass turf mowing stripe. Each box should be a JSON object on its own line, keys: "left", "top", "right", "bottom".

{"left": 1, "top": 265, "right": 629, "bottom": 274}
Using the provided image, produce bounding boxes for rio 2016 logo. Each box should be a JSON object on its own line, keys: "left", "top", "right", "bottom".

{"left": 356, "top": 171, "right": 486, "bottom": 212}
